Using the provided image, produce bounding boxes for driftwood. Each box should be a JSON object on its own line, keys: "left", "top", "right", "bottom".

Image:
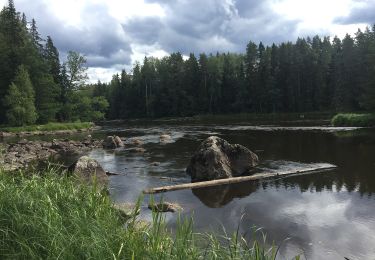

{"left": 143, "top": 164, "right": 337, "bottom": 194}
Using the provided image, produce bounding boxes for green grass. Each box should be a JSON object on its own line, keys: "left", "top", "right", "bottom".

{"left": 331, "top": 113, "right": 375, "bottom": 127}
{"left": 0, "top": 168, "right": 287, "bottom": 260}
{"left": 0, "top": 122, "right": 94, "bottom": 133}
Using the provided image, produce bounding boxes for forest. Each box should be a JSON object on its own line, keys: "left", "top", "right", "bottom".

{"left": 0, "top": 0, "right": 375, "bottom": 125}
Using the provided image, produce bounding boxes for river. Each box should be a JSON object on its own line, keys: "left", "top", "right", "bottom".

{"left": 86, "top": 120, "right": 375, "bottom": 259}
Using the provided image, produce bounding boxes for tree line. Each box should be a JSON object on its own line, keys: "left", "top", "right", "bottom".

{"left": 1, "top": 0, "right": 374, "bottom": 126}
{"left": 0, "top": 0, "right": 108, "bottom": 126}
{"left": 100, "top": 27, "right": 375, "bottom": 119}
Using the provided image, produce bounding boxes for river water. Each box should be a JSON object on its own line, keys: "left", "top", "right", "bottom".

{"left": 86, "top": 120, "right": 375, "bottom": 260}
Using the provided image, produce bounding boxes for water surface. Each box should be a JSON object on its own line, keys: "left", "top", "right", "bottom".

{"left": 87, "top": 121, "right": 375, "bottom": 260}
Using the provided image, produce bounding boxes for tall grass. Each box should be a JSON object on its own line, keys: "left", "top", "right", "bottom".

{"left": 0, "top": 169, "right": 287, "bottom": 259}
{"left": 331, "top": 113, "right": 375, "bottom": 127}
{"left": 0, "top": 122, "right": 94, "bottom": 133}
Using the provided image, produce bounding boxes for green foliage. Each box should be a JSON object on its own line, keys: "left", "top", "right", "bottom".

{"left": 331, "top": 113, "right": 375, "bottom": 127}
{"left": 64, "top": 50, "right": 88, "bottom": 90}
{"left": 0, "top": 2, "right": 103, "bottom": 126}
{"left": 3, "top": 65, "right": 37, "bottom": 126}
{"left": 0, "top": 122, "right": 93, "bottom": 133}
{"left": 0, "top": 169, "right": 280, "bottom": 259}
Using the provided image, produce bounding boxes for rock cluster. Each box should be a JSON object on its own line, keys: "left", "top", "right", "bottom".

{"left": 186, "top": 136, "right": 259, "bottom": 182}
{"left": 0, "top": 137, "right": 102, "bottom": 171}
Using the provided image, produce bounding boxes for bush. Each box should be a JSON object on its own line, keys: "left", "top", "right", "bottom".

{"left": 331, "top": 113, "right": 375, "bottom": 127}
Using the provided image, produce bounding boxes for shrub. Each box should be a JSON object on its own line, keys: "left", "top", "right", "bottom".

{"left": 331, "top": 113, "right": 375, "bottom": 127}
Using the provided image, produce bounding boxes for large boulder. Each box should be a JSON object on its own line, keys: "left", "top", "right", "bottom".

{"left": 68, "top": 156, "right": 108, "bottom": 184}
{"left": 103, "top": 135, "right": 124, "bottom": 149}
{"left": 186, "top": 136, "right": 259, "bottom": 182}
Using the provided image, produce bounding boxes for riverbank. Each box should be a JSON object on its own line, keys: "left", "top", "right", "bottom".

{"left": 0, "top": 138, "right": 102, "bottom": 171}
{"left": 0, "top": 122, "right": 95, "bottom": 137}
{"left": 0, "top": 169, "right": 278, "bottom": 259}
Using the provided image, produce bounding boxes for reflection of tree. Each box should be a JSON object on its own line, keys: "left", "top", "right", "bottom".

{"left": 192, "top": 181, "right": 258, "bottom": 208}
{"left": 229, "top": 129, "right": 375, "bottom": 197}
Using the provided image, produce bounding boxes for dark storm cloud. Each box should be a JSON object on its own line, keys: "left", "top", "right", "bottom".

{"left": 334, "top": 1, "right": 375, "bottom": 25}
{"left": 123, "top": 0, "right": 299, "bottom": 55}
{"left": 123, "top": 17, "right": 163, "bottom": 45}
{"left": 14, "top": 0, "right": 131, "bottom": 68}
{"left": 13, "top": 0, "right": 306, "bottom": 69}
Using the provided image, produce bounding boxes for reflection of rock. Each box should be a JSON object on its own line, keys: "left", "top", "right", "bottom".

{"left": 148, "top": 202, "right": 182, "bottom": 213}
{"left": 68, "top": 156, "right": 108, "bottom": 184}
{"left": 187, "top": 136, "right": 259, "bottom": 182}
{"left": 103, "top": 135, "right": 124, "bottom": 149}
{"left": 192, "top": 181, "right": 257, "bottom": 208}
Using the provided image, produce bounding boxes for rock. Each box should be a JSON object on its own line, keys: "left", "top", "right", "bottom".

{"left": 0, "top": 132, "right": 12, "bottom": 138}
{"left": 68, "top": 156, "right": 108, "bottom": 184}
{"left": 148, "top": 202, "right": 182, "bottom": 213}
{"left": 113, "top": 202, "right": 138, "bottom": 220}
{"left": 131, "top": 138, "right": 143, "bottom": 146}
{"left": 150, "top": 161, "right": 160, "bottom": 166}
{"left": 160, "top": 134, "right": 171, "bottom": 142}
{"left": 129, "top": 147, "right": 146, "bottom": 153}
{"left": 17, "top": 139, "right": 28, "bottom": 145}
{"left": 103, "top": 135, "right": 124, "bottom": 149}
{"left": 1, "top": 138, "right": 103, "bottom": 171}
{"left": 103, "top": 136, "right": 116, "bottom": 149}
{"left": 186, "top": 136, "right": 259, "bottom": 182}
{"left": 114, "top": 136, "right": 124, "bottom": 147}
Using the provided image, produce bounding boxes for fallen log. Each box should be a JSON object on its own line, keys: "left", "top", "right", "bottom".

{"left": 143, "top": 164, "right": 337, "bottom": 194}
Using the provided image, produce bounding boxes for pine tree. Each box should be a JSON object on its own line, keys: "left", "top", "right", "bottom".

{"left": 44, "top": 36, "right": 60, "bottom": 84}
{"left": 3, "top": 65, "right": 37, "bottom": 126}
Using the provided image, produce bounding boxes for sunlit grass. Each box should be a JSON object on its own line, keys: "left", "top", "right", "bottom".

{"left": 0, "top": 122, "right": 94, "bottom": 133}
{"left": 0, "top": 168, "right": 290, "bottom": 259}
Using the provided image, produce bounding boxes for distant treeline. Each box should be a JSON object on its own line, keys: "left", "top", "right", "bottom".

{"left": 0, "top": 1, "right": 108, "bottom": 126}
{"left": 99, "top": 27, "right": 375, "bottom": 119}
{"left": 1, "top": 1, "right": 375, "bottom": 126}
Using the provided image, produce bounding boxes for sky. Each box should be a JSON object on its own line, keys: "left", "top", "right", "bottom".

{"left": 1, "top": 0, "right": 374, "bottom": 82}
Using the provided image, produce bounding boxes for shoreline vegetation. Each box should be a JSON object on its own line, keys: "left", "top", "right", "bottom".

{"left": 0, "top": 122, "right": 94, "bottom": 135}
{"left": 0, "top": 168, "right": 284, "bottom": 260}
{"left": 331, "top": 113, "right": 375, "bottom": 127}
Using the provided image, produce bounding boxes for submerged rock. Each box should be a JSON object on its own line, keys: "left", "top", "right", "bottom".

{"left": 186, "top": 136, "right": 259, "bottom": 182}
{"left": 68, "top": 156, "right": 108, "bottom": 184}
{"left": 148, "top": 202, "right": 182, "bottom": 213}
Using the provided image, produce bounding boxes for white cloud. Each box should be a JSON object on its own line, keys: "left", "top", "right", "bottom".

{"left": 0, "top": 0, "right": 373, "bottom": 82}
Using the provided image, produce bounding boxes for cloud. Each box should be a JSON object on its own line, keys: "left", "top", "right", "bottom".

{"left": 123, "top": 0, "right": 300, "bottom": 55}
{"left": 334, "top": 1, "right": 375, "bottom": 25}
{"left": 10, "top": 0, "right": 132, "bottom": 69}
{"left": 1, "top": 0, "right": 372, "bottom": 82}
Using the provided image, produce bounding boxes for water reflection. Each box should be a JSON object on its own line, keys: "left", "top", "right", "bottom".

{"left": 192, "top": 181, "right": 258, "bottom": 208}
{"left": 86, "top": 123, "right": 375, "bottom": 260}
